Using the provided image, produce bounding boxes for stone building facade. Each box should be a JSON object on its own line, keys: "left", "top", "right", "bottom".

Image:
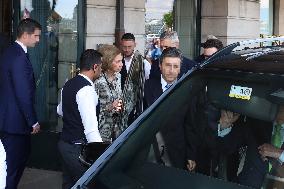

{"left": 175, "top": 0, "right": 284, "bottom": 58}
{"left": 85, "top": 0, "right": 146, "bottom": 53}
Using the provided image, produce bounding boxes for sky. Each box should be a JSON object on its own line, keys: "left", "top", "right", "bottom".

{"left": 260, "top": 0, "right": 269, "bottom": 8}
{"left": 145, "top": 0, "right": 174, "bottom": 20}
{"left": 53, "top": 0, "right": 78, "bottom": 19}
{"left": 21, "top": 0, "right": 266, "bottom": 20}
{"left": 21, "top": 0, "right": 78, "bottom": 19}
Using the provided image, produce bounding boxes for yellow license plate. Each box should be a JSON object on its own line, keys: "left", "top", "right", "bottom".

{"left": 229, "top": 85, "right": 252, "bottom": 100}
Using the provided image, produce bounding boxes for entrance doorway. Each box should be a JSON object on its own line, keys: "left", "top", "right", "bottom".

{"left": 2, "top": 0, "right": 85, "bottom": 171}
{"left": 0, "top": 0, "right": 12, "bottom": 54}
{"left": 0, "top": 0, "right": 12, "bottom": 36}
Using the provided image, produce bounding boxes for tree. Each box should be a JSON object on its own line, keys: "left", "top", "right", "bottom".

{"left": 163, "top": 11, "right": 173, "bottom": 30}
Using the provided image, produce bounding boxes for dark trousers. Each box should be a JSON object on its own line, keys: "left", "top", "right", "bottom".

{"left": 1, "top": 133, "right": 31, "bottom": 189}
{"left": 237, "top": 136, "right": 268, "bottom": 189}
{"left": 220, "top": 124, "right": 268, "bottom": 189}
{"left": 58, "top": 140, "right": 87, "bottom": 189}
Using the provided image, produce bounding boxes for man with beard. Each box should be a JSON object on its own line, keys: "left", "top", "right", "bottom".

{"left": 120, "top": 33, "right": 151, "bottom": 125}
{"left": 57, "top": 49, "right": 103, "bottom": 189}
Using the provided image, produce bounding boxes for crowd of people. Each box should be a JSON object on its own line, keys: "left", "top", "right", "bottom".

{"left": 1, "top": 17, "right": 282, "bottom": 189}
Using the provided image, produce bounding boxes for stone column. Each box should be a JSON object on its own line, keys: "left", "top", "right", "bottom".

{"left": 174, "top": 0, "right": 198, "bottom": 58}
{"left": 274, "top": 0, "right": 284, "bottom": 36}
{"left": 201, "top": 0, "right": 260, "bottom": 45}
{"left": 124, "top": 0, "right": 146, "bottom": 53}
{"left": 85, "top": 0, "right": 145, "bottom": 53}
{"left": 114, "top": 0, "right": 125, "bottom": 47}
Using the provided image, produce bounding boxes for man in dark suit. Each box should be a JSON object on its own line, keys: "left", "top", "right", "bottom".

{"left": 217, "top": 107, "right": 284, "bottom": 188}
{"left": 144, "top": 47, "right": 182, "bottom": 109}
{"left": 144, "top": 47, "right": 188, "bottom": 169}
{"left": 0, "top": 18, "right": 41, "bottom": 189}
{"left": 149, "top": 31, "right": 196, "bottom": 80}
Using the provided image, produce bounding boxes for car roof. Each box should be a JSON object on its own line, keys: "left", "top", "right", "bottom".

{"left": 202, "top": 37, "right": 284, "bottom": 74}
{"left": 205, "top": 46, "right": 284, "bottom": 74}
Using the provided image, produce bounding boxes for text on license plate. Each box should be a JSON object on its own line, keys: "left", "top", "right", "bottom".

{"left": 229, "top": 85, "right": 252, "bottom": 100}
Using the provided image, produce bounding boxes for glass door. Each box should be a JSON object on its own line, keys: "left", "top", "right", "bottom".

{"left": 16, "top": 0, "right": 84, "bottom": 170}
{"left": 20, "top": 0, "right": 80, "bottom": 129}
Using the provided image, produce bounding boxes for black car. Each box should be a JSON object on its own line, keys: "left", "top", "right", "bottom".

{"left": 73, "top": 37, "right": 284, "bottom": 189}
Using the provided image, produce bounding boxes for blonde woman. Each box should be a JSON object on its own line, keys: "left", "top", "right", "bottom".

{"left": 95, "top": 45, "right": 125, "bottom": 142}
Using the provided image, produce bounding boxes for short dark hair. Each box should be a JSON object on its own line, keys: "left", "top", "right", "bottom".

{"left": 17, "top": 18, "right": 42, "bottom": 38}
{"left": 160, "top": 47, "right": 183, "bottom": 65}
{"left": 121, "top": 33, "right": 135, "bottom": 41}
{"left": 80, "top": 49, "right": 102, "bottom": 71}
{"left": 202, "top": 39, "right": 223, "bottom": 50}
{"left": 159, "top": 31, "right": 179, "bottom": 43}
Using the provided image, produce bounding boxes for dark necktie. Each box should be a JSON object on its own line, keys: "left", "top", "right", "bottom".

{"left": 272, "top": 124, "right": 282, "bottom": 148}
{"left": 120, "top": 58, "right": 127, "bottom": 90}
{"left": 165, "top": 83, "right": 172, "bottom": 91}
{"left": 26, "top": 53, "right": 30, "bottom": 61}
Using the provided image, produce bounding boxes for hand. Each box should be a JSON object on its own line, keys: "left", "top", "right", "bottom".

{"left": 258, "top": 143, "right": 283, "bottom": 160}
{"left": 186, "top": 160, "right": 196, "bottom": 171}
{"left": 219, "top": 110, "right": 240, "bottom": 129}
{"left": 31, "top": 123, "right": 40, "bottom": 134}
{"left": 112, "top": 99, "right": 123, "bottom": 112}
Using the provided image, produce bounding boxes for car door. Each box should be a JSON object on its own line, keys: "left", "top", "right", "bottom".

{"left": 72, "top": 68, "right": 252, "bottom": 189}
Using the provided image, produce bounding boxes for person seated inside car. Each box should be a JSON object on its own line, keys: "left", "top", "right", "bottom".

{"left": 217, "top": 106, "right": 284, "bottom": 189}
{"left": 185, "top": 104, "right": 241, "bottom": 180}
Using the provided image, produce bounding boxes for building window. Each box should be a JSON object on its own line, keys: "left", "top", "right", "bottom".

{"left": 260, "top": 0, "right": 274, "bottom": 35}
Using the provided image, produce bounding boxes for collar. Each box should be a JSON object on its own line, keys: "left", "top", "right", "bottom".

{"left": 78, "top": 73, "right": 94, "bottom": 87}
{"left": 160, "top": 75, "right": 176, "bottom": 91}
{"left": 103, "top": 72, "right": 120, "bottom": 82}
{"left": 15, "top": 40, "right": 27, "bottom": 53}
{"left": 124, "top": 53, "right": 134, "bottom": 61}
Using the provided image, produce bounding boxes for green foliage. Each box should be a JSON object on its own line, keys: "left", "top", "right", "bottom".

{"left": 163, "top": 11, "right": 173, "bottom": 29}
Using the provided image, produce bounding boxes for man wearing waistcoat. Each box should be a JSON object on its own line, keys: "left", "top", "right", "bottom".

{"left": 0, "top": 18, "right": 41, "bottom": 189}
{"left": 57, "top": 49, "right": 103, "bottom": 189}
{"left": 120, "top": 33, "right": 151, "bottom": 126}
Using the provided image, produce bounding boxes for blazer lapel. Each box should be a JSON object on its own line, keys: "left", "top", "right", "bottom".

{"left": 153, "top": 79, "right": 163, "bottom": 100}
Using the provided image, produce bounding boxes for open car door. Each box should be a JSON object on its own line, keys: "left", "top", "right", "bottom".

{"left": 72, "top": 37, "right": 284, "bottom": 189}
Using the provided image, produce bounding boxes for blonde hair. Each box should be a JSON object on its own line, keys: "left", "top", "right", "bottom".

{"left": 98, "top": 44, "right": 121, "bottom": 72}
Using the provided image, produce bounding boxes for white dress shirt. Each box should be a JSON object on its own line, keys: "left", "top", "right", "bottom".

{"left": 124, "top": 53, "right": 151, "bottom": 80}
{"left": 15, "top": 40, "right": 27, "bottom": 53}
{"left": 57, "top": 74, "right": 102, "bottom": 143}
{"left": 217, "top": 122, "right": 284, "bottom": 163}
{"left": 0, "top": 140, "right": 6, "bottom": 189}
